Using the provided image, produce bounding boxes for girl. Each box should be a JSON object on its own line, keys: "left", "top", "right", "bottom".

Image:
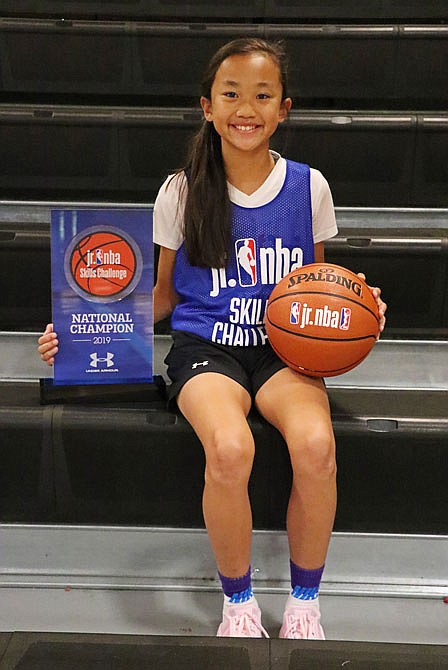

{"left": 39, "top": 38, "right": 387, "bottom": 639}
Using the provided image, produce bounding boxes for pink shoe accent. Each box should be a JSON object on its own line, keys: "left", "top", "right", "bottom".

{"left": 279, "top": 604, "right": 325, "bottom": 640}
{"left": 217, "top": 601, "right": 269, "bottom": 638}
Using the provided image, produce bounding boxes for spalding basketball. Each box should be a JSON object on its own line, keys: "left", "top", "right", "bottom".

{"left": 265, "top": 263, "right": 380, "bottom": 377}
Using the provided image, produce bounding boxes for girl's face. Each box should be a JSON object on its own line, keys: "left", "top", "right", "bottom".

{"left": 201, "top": 52, "right": 291, "bottom": 158}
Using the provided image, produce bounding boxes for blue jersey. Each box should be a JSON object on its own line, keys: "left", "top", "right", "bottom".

{"left": 171, "top": 160, "right": 315, "bottom": 346}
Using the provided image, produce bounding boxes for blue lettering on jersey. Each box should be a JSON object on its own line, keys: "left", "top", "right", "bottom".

{"left": 171, "top": 161, "right": 314, "bottom": 346}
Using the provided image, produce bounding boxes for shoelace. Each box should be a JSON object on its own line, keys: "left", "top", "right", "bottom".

{"left": 283, "top": 609, "right": 322, "bottom": 639}
{"left": 228, "top": 610, "right": 270, "bottom": 638}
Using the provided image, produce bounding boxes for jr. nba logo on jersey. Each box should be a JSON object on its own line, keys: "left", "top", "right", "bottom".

{"left": 290, "top": 302, "right": 302, "bottom": 324}
{"left": 235, "top": 238, "right": 257, "bottom": 287}
{"left": 339, "top": 307, "right": 351, "bottom": 330}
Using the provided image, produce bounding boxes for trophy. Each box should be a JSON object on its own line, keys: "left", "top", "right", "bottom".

{"left": 40, "top": 207, "right": 164, "bottom": 402}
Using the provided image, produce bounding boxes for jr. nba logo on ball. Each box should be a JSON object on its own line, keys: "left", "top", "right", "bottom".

{"left": 64, "top": 226, "right": 143, "bottom": 303}
{"left": 235, "top": 238, "right": 257, "bottom": 286}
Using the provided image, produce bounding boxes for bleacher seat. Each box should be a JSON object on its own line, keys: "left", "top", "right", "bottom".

{"left": 414, "top": 115, "right": 448, "bottom": 207}
{"left": 0, "top": 383, "right": 54, "bottom": 521}
{"left": 0, "top": 1, "right": 265, "bottom": 20}
{"left": 264, "top": 1, "right": 448, "bottom": 20}
{"left": 275, "top": 112, "right": 417, "bottom": 206}
{"left": 0, "top": 18, "right": 132, "bottom": 96}
{"left": 0, "top": 0, "right": 447, "bottom": 20}
{"left": 51, "top": 388, "right": 448, "bottom": 533}
{"left": 1, "top": 105, "right": 447, "bottom": 206}
{"left": 1, "top": 21, "right": 447, "bottom": 109}
{"left": 0, "top": 222, "right": 50, "bottom": 331}
{"left": 1, "top": 381, "right": 447, "bottom": 535}
{"left": 0, "top": 104, "right": 120, "bottom": 199}
{"left": 326, "top": 227, "right": 448, "bottom": 338}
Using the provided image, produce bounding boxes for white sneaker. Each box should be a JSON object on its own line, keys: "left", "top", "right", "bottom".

{"left": 217, "top": 600, "right": 269, "bottom": 638}
{"left": 279, "top": 603, "right": 325, "bottom": 640}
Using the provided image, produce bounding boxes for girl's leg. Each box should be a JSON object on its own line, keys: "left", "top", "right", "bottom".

{"left": 255, "top": 367, "right": 336, "bottom": 569}
{"left": 178, "top": 372, "right": 269, "bottom": 637}
{"left": 255, "top": 367, "right": 335, "bottom": 639}
{"left": 177, "top": 372, "right": 254, "bottom": 579}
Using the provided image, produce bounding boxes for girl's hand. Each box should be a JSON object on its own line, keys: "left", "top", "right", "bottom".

{"left": 37, "top": 323, "right": 58, "bottom": 366}
{"left": 357, "top": 273, "right": 387, "bottom": 339}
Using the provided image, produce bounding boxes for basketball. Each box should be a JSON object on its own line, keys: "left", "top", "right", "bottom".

{"left": 265, "top": 263, "right": 380, "bottom": 377}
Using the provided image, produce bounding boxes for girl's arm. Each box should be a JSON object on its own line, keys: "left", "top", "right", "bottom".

{"left": 314, "top": 241, "right": 325, "bottom": 263}
{"left": 153, "top": 246, "right": 179, "bottom": 323}
{"left": 357, "top": 272, "right": 387, "bottom": 337}
{"left": 314, "top": 241, "right": 387, "bottom": 336}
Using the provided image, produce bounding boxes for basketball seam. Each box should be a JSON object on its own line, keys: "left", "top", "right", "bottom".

{"left": 266, "top": 318, "right": 377, "bottom": 343}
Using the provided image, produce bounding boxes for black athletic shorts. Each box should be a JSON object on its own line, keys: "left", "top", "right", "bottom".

{"left": 164, "top": 330, "right": 287, "bottom": 404}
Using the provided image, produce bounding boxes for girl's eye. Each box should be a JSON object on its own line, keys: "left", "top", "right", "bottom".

{"left": 257, "top": 93, "right": 270, "bottom": 100}
{"left": 224, "top": 91, "right": 237, "bottom": 98}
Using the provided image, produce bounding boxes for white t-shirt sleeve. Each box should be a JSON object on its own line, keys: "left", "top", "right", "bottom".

{"left": 310, "top": 168, "right": 338, "bottom": 244}
{"left": 153, "top": 172, "right": 186, "bottom": 250}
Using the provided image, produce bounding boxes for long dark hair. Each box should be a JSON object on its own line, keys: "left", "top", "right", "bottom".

{"left": 180, "top": 38, "right": 289, "bottom": 268}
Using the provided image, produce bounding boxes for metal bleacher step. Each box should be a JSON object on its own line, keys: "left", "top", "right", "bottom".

{"left": 0, "top": 524, "right": 446, "bottom": 646}
{"left": 1, "top": 332, "right": 447, "bottom": 392}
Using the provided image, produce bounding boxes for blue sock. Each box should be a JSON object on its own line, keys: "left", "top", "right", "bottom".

{"left": 218, "top": 566, "right": 254, "bottom": 604}
{"left": 289, "top": 560, "right": 324, "bottom": 602}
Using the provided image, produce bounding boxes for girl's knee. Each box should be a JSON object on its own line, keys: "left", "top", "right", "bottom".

{"left": 204, "top": 430, "right": 255, "bottom": 487}
{"left": 289, "top": 424, "right": 336, "bottom": 479}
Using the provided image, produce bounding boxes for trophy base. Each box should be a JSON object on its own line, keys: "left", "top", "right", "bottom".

{"left": 39, "top": 375, "right": 166, "bottom": 405}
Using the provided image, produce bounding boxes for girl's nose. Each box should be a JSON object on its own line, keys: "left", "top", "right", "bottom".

{"left": 236, "top": 102, "right": 255, "bottom": 117}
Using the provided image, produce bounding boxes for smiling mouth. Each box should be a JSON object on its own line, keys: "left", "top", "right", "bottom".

{"left": 232, "top": 124, "right": 259, "bottom": 132}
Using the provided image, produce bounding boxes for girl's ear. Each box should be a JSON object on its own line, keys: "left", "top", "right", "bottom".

{"left": 200, "top": 96, "right": 213, "bottom": 122}
{"left": 279, "top": 97, "right": 292, "bottom": 123}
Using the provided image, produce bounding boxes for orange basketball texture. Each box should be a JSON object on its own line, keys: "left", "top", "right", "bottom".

{"left": 70, "top": 231, "right": 136, "bottom": 297}
{"left": 265, "top": 263, "right": 380, "bottom": 377}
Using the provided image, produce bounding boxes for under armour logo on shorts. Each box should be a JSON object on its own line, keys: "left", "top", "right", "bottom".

{"left": 191, "top": 360, "right": 209, "bottom": 369}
